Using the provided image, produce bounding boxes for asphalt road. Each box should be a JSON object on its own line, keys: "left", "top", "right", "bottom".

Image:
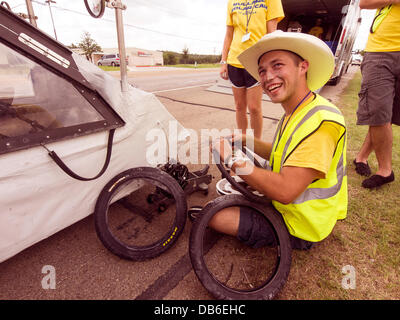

{"left": 126, "top": 67, "right": 219, "bottom": 93}
{"left": 0, "top": 66, "right": 357, "bottom": 301}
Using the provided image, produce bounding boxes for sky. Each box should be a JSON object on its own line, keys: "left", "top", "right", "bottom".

{"left": 9, "top": 0, "right": 376, "bottom": 55}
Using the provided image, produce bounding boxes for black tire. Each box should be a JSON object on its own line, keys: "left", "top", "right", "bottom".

{"left": 95, "top": 167, "right": 187, "bottom": 261}
{"left": 111, "top": 62, "right": 116, "bottom": 67}
{"left": 189, "top": 194, "right": 292, "bottom": 300}
{"left": 213, "top": 148, "right": 269, "bottom": 205}
{"left": 98, "top": 62, "right": 102, "bottom": 66}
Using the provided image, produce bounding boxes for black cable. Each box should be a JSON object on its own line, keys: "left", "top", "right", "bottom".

{"left": 155, "top": 94, "right": 280, "bottom": 122}
{"left": 45, "top": 129, "right": 115, "bottom": 181}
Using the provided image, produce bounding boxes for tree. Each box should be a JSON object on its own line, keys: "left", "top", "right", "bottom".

{"left": 163, "top": 52, "right": 178, "bottom": 65}
{"left": 181, "top": 46, "right": 189, "bottom": 64}
{"left": 67, "top": 43, "right": 78, "bottom": 49}
{"left": 78, "top": 31, "right": 102, "bottom": 62}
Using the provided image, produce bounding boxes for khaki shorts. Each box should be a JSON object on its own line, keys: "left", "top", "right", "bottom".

{"left": 357, "top": 52, "right": 400, "bottom": 126}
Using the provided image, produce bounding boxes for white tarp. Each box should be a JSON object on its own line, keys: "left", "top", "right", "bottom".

{"left": 0, "top": 53, "right": 186, "bottom": 262}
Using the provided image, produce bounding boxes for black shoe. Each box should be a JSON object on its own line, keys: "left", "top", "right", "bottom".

{"left": 353, "top": 159, "right": 371, "bottom": 176}
{"left": 362, "top": 171, "right": 395, "bottom": 189}
{"left": 188, "top": 206, "right": 203, "bottom": 222}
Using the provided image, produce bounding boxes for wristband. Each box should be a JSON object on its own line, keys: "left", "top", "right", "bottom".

{"left": 220, "top": 60, "right": 227, "bottom": 65}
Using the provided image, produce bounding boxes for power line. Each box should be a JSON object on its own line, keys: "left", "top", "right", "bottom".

{"left": 133, "top": 0, "right": 220, "bottom": 27}
{"left": 11, "top": 3, "right": 26, "bottom": 10}
{"left": 31, "top": 0, "right": 220, "bottom": 44}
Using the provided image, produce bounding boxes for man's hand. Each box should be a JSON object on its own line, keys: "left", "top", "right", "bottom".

{"left": 212, "top": 137, "right": 233, "bottom": 164}
{"left": 220, "top": 63, "right": 228, "bottom": 80}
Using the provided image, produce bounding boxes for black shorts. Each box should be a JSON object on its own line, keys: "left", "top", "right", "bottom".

{"left": 228, "top": 64, "right": 260, "bottom": 89}
{"left": 237, "top": 206, "right": 314, "bottom": 250}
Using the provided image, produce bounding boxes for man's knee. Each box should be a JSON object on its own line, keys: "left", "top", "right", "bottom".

{"left": 208, "top": 207, "right": 240, "bottom": 236}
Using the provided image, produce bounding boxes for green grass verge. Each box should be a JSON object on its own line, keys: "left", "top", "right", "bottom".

{"left": 99, "top": 64, "right": 219, "bottom": 70}
{"left": 165, "top": 63, "right": 220, "bottom": 69}
{"left": 98, "top": 65, "right": 120, "bottom": 71}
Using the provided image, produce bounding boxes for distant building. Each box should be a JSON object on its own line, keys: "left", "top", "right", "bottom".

{"left": 91, "top": 47, "right": 163, "bottom": 66}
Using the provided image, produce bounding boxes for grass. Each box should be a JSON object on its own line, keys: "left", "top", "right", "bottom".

{"left": 278, "top": 71, "right": 400, "bottom": 300}
{"left": 165, "top": 63, "right": 220, "bottom": 69}
{"left": 98, "top": 65, "right": 121, "bottom": 71}
{"left": 99, "top": 64, "right": 220, "bottom": 70}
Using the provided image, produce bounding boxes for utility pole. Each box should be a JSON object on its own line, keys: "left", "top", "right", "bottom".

{"left": 45, "top": 0, "right": 57, "bottom": 40}
{"left": 85, "top": 0, "right": 129, "bottom": 92}
{"left": 25, "top": 0, "right": 37, "bottom": 27}
{"left": 112, "top": 0, "right": 128, "bottom": 92}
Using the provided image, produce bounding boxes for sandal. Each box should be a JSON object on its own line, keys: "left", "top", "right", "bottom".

{"left": 353, "top": 159, "right": 371, "bottom": 177}
{"left": 362, "top": 171, "right": 395, "bottom": 189}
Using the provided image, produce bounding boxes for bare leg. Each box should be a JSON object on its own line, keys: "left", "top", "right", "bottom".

{"left": 370, "top": 123, "right": 393, "bottom": 177}
{"left": 246, "top": 85, "right": 263, "bottom": 139}
{"left": 232, "top": 86, "right": 248, "bottom": 133}
{"left": 208, "top": 206, "right": 240, "bottom": 237}
{"left": 356, "top": 129, "right": 373, "bottom": 164}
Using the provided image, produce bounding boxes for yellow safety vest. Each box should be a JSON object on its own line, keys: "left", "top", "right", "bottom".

{"left": 270, "top": 95, "right": 348, "bottom": 242}
{"left": 370, "top": 5, "right": 393, "bottom": 34}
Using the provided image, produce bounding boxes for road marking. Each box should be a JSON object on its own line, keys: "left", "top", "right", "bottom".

{"left": 151, "top": 83, "right": 215, "bottom": 94}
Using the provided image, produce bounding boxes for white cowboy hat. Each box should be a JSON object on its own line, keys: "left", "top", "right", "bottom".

{"left": 238, "top": 30, "right": 335, "bottom": 91}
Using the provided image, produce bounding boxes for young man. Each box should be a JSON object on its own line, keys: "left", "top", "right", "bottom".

{"left": 353, "top": 0, "right": 400, "bottom": 188}
{"left": 211, "top": 31, "right": 348, "bottom": 249}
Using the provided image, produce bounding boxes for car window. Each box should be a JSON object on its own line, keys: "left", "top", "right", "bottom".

{"left": 0, "top": 41, "right": 122, "bottom": 154}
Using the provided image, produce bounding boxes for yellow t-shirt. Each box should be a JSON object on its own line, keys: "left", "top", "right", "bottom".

{"left": 280, "top": 97, "right": 343, "bottom": 178}
{"left": 226, "top": 0, "right": 285, "bottom": 68}
{"left": 366, "top": 4, "right": 400, "bottom": 52}
{"left": 308, "top": 26, "right": 324, "bottom": 39}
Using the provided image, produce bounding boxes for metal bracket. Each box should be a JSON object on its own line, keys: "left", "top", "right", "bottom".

{"left": 106, "top": 0, "right": 127, "bottom": 10}
{"left": 17, "top": 13, "right": 37, "bottom": 20}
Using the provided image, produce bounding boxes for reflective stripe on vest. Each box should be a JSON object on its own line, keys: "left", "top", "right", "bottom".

{"left": 292, "top": 135, "right": 346, "bottom": 204}
{"left": 275, "top": 106, "right": 342, "bottom": 170}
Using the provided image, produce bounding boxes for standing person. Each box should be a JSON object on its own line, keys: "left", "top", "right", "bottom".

{"left": 353, "top": 0, "right": 400, "bottom": 188}
{"left": 209, "top": 31, "right": 347, "bottom": 249}
{"left": 220, "top": 0, "right": 284, "bottom": 139}
{"left": 308, "top": 18, "right": 324, "bottom": 39}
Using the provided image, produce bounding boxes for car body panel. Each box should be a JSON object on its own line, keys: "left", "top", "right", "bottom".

{"left": 0, "top": 6, "right": 186, "bottom": 262}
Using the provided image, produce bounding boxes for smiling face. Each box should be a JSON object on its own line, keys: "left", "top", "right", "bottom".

{"left": 257, "top": 50, "right": 309, "bottom": 110}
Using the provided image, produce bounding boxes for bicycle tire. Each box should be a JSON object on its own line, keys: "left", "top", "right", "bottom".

{"left": 189, "top": 194, "right": 292, "bottom": 300}
{"left": 95, "top": 167, "right": 187, "bottom": 261}
{"left": 213, "top": 148, "right": 269, "bottom": 205}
